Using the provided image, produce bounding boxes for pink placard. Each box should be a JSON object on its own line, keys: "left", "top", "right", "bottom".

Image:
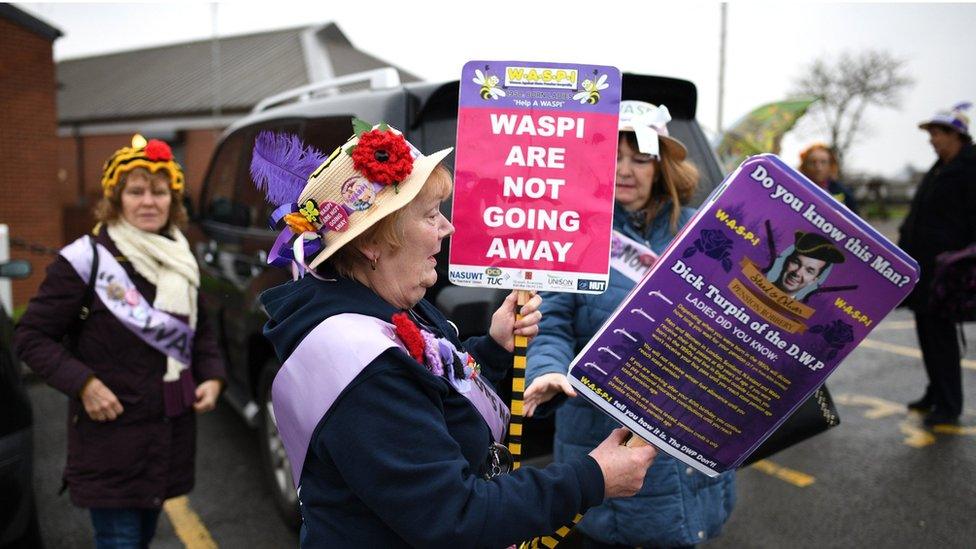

{"left": 449, "top": 60, "right": 621, "bottom": 293}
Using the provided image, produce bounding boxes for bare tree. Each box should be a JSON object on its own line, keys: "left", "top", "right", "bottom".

{"left": 793, "top": 50, "right": 914, "bottom": 177}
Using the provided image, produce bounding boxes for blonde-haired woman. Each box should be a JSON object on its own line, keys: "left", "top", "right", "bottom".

{"left": 524, "top": 101, "right": 736, "bottom": 548}
{"left": 16, "top": 135, "right": 224, "bottom": 548}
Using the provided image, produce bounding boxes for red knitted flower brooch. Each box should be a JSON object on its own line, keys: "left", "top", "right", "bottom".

{"left": 144, "top": 139, "right": 174, "bottom": 162}
{"left": 348, "top": 120, "right": 414, "bottom": 186}
{"left": 391, "top": 312, "right": 425, "bottom": 364}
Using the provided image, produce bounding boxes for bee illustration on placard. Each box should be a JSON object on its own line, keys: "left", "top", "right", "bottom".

{"left": 573, "top": 71, "right": 609, "bottom": 105}
{"left": 473, "top": 66, "right": 506, "bottom": 101}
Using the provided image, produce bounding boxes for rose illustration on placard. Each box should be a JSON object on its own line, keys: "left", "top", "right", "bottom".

{"left": 682, "top": 229, "right": 734, "bottom": 272}
{"left": 809, "top": 319, "right": 855, "bottom": 361}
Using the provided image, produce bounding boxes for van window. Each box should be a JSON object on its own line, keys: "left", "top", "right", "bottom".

{"left": 303, "top": 116, "right": 355, "bottom": 154}
{"left": 203, "top": 131, "right": 249, "bottom": 226}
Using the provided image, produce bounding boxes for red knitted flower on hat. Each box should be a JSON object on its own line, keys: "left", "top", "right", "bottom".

{"left": 352, "top": 130, "right": 414, "bottom": 185}
{"left": 144, "top": 139, "right": 174, "bottom": 161}
{"left": 392, "top": 312, "right": 425, "bottom": 364}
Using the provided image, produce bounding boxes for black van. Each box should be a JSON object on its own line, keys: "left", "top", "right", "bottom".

{"left": 193, "top": 69, "right": 723, "bottom": 525}
{"left": 0, "top": 259, "right": 42, "bottom": 546}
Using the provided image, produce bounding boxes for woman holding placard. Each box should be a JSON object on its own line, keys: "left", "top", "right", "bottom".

{"left": 250, "top": 121, "right": 658, "bottom": 547}
{"left": 525, "top": 101, "right": 736, "bottom": 548}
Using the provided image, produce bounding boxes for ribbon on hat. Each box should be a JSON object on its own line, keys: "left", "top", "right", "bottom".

{"left": 628, "top": 105, "right": 673, "bottom": 158}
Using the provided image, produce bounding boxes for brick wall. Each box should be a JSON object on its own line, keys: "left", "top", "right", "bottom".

{"left": 0, "top": 18, "right": 60, "bottom": 307}
{"left": 183, "top": 128, "right": 220, "bottom": 209}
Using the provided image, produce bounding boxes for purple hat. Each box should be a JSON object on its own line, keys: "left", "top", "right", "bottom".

{"left": 918, "top": 102, "right": 971, "bottom": 138}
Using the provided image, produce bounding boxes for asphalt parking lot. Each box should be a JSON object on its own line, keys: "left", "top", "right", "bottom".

{"left": 25, "top": 306, "right": 975, "bottom": 548}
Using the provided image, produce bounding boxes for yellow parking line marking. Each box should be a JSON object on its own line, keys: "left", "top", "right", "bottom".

{"left": 859, "top": 338, "right": 976, "bottom": 371}
{"left": 899, "top": 420, "right": 937, "bottom": 448}
{"left": 832, "top": 394, "right": 904, "bottom": 419}
{"left": 932, "top": 424, "right": 976, "bottom": 436}
{"left": 836, "top": 393, "right": 974, "bottom": 446}
{"left": 749, "top": 459, "right": 815, "bottom": 487}
{"left": 163, "top": 496, "right": 218, "bottom": 549}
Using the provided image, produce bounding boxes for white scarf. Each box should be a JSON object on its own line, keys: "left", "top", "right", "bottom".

{"left": 107, "top": 219, "right": 200, "bottom": 381}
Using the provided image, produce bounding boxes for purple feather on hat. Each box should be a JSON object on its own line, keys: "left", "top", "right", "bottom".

{"left": 250, "top": 131, "right": 329, "bottom": 207}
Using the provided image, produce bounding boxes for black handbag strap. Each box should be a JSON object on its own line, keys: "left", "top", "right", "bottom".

{"left": 78, "top": 235, "right": 98, "bottom": 321}
{"left": 65, "top": 235, "right": 99, "bottom": 354}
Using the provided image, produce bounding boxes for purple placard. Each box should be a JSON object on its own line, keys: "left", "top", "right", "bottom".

{"left": 568, "top": 154, "right": 919, "bottom": 476}
{"left": 459, "top": 60, "right": 621, "bottom": 114}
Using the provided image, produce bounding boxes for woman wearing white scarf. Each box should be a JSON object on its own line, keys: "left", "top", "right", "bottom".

{"left": 108, "top": 218, "right": 200, "bottom": 389}
{"left": 15, "top": 135, "right": 225, "bottom": 548}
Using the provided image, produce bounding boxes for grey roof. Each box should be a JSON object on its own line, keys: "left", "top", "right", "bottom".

{"left": 56, "top": 23, "right": 420, "bottom": 124}
{"left": 1, "top": 4, "right": 62, "bottom": 40}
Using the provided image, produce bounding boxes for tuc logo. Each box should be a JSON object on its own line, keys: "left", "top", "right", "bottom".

{"left": 485, "top": 267, "right": 506, "bottom": 286}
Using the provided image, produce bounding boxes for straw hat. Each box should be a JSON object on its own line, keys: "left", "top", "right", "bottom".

{"left": 618, "top": 100, "right": 687, "bottom": 161}
{"left": 250, "top": 121, "right": 451, "bottom": 272}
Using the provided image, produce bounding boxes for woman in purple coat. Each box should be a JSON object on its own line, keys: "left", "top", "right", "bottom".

{"left": 15, "top": 135, "right": 225, "bottom": 548}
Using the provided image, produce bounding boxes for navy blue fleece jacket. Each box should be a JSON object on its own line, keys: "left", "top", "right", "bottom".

{"left": 261, "top": 274, "right": 605, "bottom": 548}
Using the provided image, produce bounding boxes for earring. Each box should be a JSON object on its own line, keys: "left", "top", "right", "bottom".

{"left": 370, "top": 257, "right": 377, "bottom": 271}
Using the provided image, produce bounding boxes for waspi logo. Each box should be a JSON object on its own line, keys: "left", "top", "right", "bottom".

{"left": 505, "top": 66, "right": 579, "bottom": 89}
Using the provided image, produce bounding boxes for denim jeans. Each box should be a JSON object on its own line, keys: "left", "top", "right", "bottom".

{"left": 89, "top": 508, "right": 162, "bottom": 549}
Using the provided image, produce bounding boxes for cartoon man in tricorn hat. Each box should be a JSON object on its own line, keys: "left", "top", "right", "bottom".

{"left": 770, "top": 231, "right": 846, "bottom": 298}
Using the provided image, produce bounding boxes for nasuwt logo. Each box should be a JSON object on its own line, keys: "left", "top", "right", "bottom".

{"left": 505, "top": 67, "right": 578, "bottom": 89}
{"left": 451, "top": 270, "right": 484, "bottom": 282}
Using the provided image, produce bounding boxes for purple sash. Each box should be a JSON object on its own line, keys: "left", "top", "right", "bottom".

{"left": 272, "top": 313, "right": 510, "bottom": 488}
{"left": 610, "top": 230, "right": 658, "bottom": 283}
{"left": 434, "top": 337, "right": 511, "bottom": 443}
{"left": 61, "top": 236, "right": 194, "bottom": 364}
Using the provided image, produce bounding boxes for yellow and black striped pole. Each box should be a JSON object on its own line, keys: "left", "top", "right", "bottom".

{"left": 511, "top": 290, "right": 583, "bottom": 549}
{"left": 521, "top": 517, "right": 582, "bottom": 549}
{"left": 508, "top": 290, "right": 529, "bottom": 471}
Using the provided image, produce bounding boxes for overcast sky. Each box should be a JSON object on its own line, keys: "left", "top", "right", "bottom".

{"left": 18, "top": 1, "right": 976, "bottom": 178}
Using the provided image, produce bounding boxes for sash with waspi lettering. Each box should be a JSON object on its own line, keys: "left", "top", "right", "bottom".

{"left": 610, "top": 230, "right": 658, "bottom": 283}
{"left": 60, "top": 236, "right": 195, "bottom": 364}
{"left": 272, "top": 313, "right": 510, "bottom": 487}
